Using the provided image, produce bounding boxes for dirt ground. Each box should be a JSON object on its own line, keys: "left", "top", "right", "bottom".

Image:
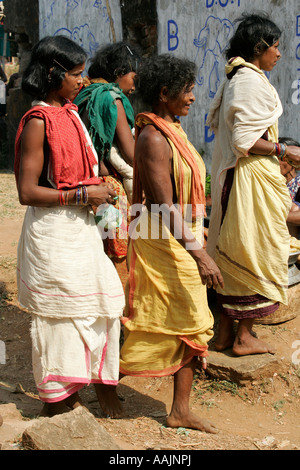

{"left": 0, "top": 171, "right": 300, "bottom": 451}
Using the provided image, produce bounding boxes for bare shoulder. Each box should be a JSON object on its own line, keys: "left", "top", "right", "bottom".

{"left": 138, "top": 124, "right": 165, "bottom": 143}
{"left": 22, "top": 117, "right": 45, "bottom": 138}
{"left": 21, "top": 117, "right": 45, "bottom": 150}
{"left": 115, "top": 98, "right": 125, "bottom": 114}
{"left": 24, "top": 117, "right": 45, "bottom": 130}
{"left": 136, "top": 124, "right": 171, "bottom": 160}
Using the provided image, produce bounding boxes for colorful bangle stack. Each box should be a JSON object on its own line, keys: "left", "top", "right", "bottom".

{"left": 59, "top": 190, "right": 64, "bottom": 206}
{"left": 82, "top": 185, "right": 88, "bottom": 204}
{"left": 75, "top": 186, "right": 89, "bottom": 205}
{"left": 60, "top": 187, "right": 89, "bottom": 206}
{"left": 267, "top": 143, "right": 276, "bottom": 155}
{"left": 59, "top": 190, "right": 70, "bottom": 206}
{"left": 75, "top": 187, "right": 81, "bottom": 205}
{"left": 274, "top": 142, "right": 287, "bottom": 161}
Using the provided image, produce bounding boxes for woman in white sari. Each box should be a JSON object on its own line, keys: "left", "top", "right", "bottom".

{"left": 15, "top": 36, "right": 125, "bottom": 417}
{"left": 207, "top": 13, "right": 300, "bottom": 356}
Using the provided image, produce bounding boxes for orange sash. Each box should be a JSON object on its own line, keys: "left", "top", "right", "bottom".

{"left": 133, "top": 112, "right": 205, "bottom": 215}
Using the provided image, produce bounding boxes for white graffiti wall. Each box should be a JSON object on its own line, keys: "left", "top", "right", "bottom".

{"left": 157, "top": 0, "right": 300, "bottom": 170}
{"left": 39, "top": 0, "right": 300, "bottom": 171}
{"left": 39, "top": 0, "right": 122, "bottom": 69}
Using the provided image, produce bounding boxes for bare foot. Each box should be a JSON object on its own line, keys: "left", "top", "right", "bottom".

{"left": 166, "top": 410, "right": 218, "bottom": 434}
{"left": 214, "top": 314, "right": 235, "bottom": 351}
{"left": 39, "top": 401, "right": 70, "bottom": 418}
{"left": 65, "top": 392, "right": 84, "bottom": 410}
{"left": 233, "top": 334, "right": 276, "bottom": 356}
{"left": 94, "top": 384, "right": 123, "bottom": 418}
{"left": 39, "top": 392, "right": 86, "bottom": 418}
{"left": 214, "top": 332, "right": 235, "bottom": 352}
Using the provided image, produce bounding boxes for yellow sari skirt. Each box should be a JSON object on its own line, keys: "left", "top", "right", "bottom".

{"left": 120, "top": 211, "right": 214, "bottom": 377}
{"left": 216, "top": 154, "right": 291, "bottom": 319}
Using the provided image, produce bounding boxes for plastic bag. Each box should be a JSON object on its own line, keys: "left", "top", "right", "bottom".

{"left": 95, "top": 204, "right": 122, "bottom": 230}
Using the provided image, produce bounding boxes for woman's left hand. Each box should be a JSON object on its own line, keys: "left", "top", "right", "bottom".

{"left": 87, "top": 183, "right": 117, "bottom": 207}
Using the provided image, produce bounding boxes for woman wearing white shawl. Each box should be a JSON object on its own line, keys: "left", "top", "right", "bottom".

{"left": 207, "top": 14, "right": 300, "bottom": 356}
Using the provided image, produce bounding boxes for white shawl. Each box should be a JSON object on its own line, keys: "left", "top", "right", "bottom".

{"left": 206, "top": 58, "right": 283, "bottom": 258}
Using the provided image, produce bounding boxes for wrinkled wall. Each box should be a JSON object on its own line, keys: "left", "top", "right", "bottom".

{"left": 39, "top": 0, "right": 123, "bottom": 69}
{"left": 157, "top": 0, "right": 300, "bottom": 171}
{"left": 4, "top": 0, "right": 299, "bottom": 172}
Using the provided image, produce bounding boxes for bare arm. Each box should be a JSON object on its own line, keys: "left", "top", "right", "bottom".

{"left": 18, "top": 118, "right": 117, "bottom": 207}
{"left": 287, "top": 203, "right": 300, "bottom": 225}
{"left": 249, "top": 138, "right": 300, "bottom": 166}
{"left": 114, "top": 99, "right": 134, "bottom": 166}
{"left": 135, "top": 125, "right": 224, "bottom": 289}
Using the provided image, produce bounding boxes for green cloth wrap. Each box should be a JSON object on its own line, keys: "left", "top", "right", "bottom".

{"left": 74, "top": 82, "right": 134, "bottom": 163}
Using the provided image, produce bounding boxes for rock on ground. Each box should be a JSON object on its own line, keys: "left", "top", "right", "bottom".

{"left": 22, "top": 406, "right": 122, "bottom": 451}
{"left": 0, "top": 403, "right": 38, "bottom": 450}
{"left": 206, "top": 350, "right": 282, "bottom": 385}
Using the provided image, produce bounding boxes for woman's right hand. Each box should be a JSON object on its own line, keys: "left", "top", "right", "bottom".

{"left": 195, "top": 249, "right": 224, "bottom": 290}
{"left": 87, "top": 183, "right": 117, "bottom": 207}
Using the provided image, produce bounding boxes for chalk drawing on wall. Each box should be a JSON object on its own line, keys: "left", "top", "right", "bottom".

{"left": 54, "top": 24, "right": 99, "bottom": 57}
{"left": 193, "top": 15, "right": 234, "bottom": 99}
{"left": 40, "top": 0, "right": 123, "bottom": 65}
{"left": 64, "top": 0, "right": 109, "bottom": 19}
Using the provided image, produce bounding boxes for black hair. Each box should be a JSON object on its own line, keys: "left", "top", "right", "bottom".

{"left": 279, "top": 137, "right": 300, "bottom": 147}
{"left": 22, "top": 35, "right": 87, "bottom": 100}
{"left": 225, "top": 13, "right": 281, "bottom": 62}
{"left": 88, "top": 41, "right": 140, "bottom": 81}
{"left": 136, "top": 54, "right": 196, "bottom": 106}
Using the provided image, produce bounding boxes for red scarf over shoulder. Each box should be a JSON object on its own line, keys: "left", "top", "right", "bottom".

{"left": 134, "top": 112, "right": 206, "bottom": 215}
{"left": 14, "top": 101, "right": 102, "bottom": 189}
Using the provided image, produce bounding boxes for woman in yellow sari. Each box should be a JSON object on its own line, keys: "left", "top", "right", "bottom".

{"left": 207, "top": 14, "right": 300, "bottom": 356}
{"left": 120, "top": 54, "right": 223, "bottom": 433}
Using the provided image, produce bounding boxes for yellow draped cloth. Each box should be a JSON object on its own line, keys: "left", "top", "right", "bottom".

{"left": 119, "top": 117, "right": 214, "bottom": 377}
{"left": 207, "top": 58, "right": 291, "bottom": 318}
{"left": 215, "top": 147, "right": 291, "bottom": 316}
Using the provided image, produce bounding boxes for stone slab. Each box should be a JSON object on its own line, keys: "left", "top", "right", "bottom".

{"left": 0, "top": 403, "right": 39, "bottom": 450}
{"left": 22, "top": 406, "right": 122, "bottom": 451}
{"left": 206, "top": 350, "right": 282, "bottom": 385}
